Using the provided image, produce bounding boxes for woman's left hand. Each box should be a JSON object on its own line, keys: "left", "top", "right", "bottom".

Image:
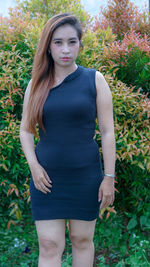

{"left": 98, "top": 176, "right": 115, "bottom": 209}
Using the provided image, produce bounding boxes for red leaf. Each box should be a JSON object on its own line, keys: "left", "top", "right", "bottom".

{"left": 106, "top": 212, "right": 110, "bottom": 220}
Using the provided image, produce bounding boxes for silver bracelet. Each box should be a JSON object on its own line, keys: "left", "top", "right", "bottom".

{"left": 104, "top": 173, "right": 115, "bottom": 178}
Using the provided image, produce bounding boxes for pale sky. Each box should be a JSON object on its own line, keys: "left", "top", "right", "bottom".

{"left": 0, "top": 0, "right": 148, "bottom": 17}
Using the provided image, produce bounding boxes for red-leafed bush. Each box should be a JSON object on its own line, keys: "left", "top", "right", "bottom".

{"left": 92, "top": 0, "right": 150, "bottom": 40}
{"left": 79, "top": 26, "right": 150, "bottom": 96}
{"left": 101, "top": 28, "right": 150, "bottom": 96}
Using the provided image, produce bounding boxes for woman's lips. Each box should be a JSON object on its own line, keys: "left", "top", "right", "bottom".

{"left": 61, "top": 57, "right": 71, "bottom": 61}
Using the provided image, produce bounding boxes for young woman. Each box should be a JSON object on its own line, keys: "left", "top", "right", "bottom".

{"left": 20, "top": 13, "right": 116, "bottom": 267}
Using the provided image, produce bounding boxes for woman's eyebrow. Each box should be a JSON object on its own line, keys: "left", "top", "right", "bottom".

{"left": 53, "top": 37, "right": 78, "bottom": 41}
{"left": 69, "top": 37, "right": 78, "bottom": 40}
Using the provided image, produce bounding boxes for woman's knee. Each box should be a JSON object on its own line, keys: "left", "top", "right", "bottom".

{"left": 70, "top": 233, "right": 93, "bottom": 250}
{"left": 35, "top": 219, "right": 66, "bottom": 258}
{"left": 39, "top": 236, "right": 65, "bottom": 257}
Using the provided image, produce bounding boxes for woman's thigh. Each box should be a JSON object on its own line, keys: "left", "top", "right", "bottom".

{"left": 35, "top": 219, "right": 66, "bottom": 245}
{"left": 69, "top": 219, "right": 97, "bottom": 241}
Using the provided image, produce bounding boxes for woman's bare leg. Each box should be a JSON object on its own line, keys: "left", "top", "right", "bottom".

{"left": 69, "top": 219, "right": 97, "bottom": 267}
{"left": 35, "top": 219, "right": 66, "bottom": 267}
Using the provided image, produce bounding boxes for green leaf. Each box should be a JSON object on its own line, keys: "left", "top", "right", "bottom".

{"left": 129, "top": 234, "right": 136, "bottom": 247}
{"left": 127, "top": 218, "right": 137, "bottom": 230}
{"left": 120, "top": 245, "right": 127, "bottom": 256}
{"left": 140, "top": 215, "right": 147, "bottom": 226}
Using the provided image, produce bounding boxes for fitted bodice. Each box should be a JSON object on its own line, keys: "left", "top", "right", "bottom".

{"left": 35, "top": 65, "right": 100, "bottom": 169}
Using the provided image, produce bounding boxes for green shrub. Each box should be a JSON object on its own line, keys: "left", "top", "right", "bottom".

{"left": 0, "top": 46, "right": 32, "bottom": 120}
{"left": 0, "top": 0, "right": 149, "bottom": 228}
{"left": 77, "top": 26, "right": 116, "bottom": 69}
{"left": 0, "top": 116, "right": 29, "bottom": 227}
{"left": 95, "top": 74, "right": 150, "bottom": 219}
{"left": 1, "top": 74, "right": 149, "bottom": 227}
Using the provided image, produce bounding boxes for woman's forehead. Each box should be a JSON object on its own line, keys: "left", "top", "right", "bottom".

{"left": 52, "top": 24, "right": 78, "bottom": 39}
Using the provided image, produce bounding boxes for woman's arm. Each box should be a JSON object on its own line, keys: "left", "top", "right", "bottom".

{"left": 19, "top": 80, "right": 52, "bottom": 194}
{"left": 96, "top": 71, "right": 116, "bottom": 175}
{"left": 19, "top": 80, "right": 39, "bottom": 169}
{"left": 95, "top": 71, "right": 116, "bottom": 209}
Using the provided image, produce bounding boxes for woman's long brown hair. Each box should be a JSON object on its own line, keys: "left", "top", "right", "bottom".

{"left": 25, "top": 13, "right": 83, "bottom": 137}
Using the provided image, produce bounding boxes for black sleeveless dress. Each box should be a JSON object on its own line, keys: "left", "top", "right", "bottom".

{"left": 30, "top": 65, "right": 104, "bottom": 221}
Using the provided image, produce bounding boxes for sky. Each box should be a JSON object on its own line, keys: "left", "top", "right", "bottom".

{"left": 0, "top": 0, "right": 148, "bottom": 17}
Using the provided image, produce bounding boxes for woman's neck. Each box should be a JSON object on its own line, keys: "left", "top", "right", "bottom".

{"left": 53, "top": 62, "right": 78, "bottom": 84}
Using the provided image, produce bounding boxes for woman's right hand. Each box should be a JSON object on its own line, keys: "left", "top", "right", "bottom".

{"left": 30, "top": 163, "right": 52, "bottom": 194}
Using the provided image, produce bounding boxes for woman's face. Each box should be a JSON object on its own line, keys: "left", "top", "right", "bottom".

{"left": 49, "top": 24, "right": 80, "bottom": 67}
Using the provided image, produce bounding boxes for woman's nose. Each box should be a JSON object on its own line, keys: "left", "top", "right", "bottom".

{"left": 62, "top": 44, "right": 70, "bottom": 53}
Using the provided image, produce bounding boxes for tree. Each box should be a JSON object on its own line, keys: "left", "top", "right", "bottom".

{"left": 16, "top": 0, "right": 92, "bottom": 28}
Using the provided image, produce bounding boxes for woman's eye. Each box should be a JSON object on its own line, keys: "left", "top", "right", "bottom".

{"left": 70, "top": 41, "right": 76, "bottom": 44}
{"left": 55, "top": 41, "right": 62, "bottom": 44}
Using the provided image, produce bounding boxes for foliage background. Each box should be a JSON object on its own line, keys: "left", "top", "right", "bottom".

{"left": 0, "top": 0, "right": 150, "bottom": 266}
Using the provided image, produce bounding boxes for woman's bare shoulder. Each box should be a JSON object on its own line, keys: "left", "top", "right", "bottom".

{"left": 95, "top": 71, "right": 112, "bottom": 98}
{"left": 25, "top": 79, "right": 32, "bottom": 96}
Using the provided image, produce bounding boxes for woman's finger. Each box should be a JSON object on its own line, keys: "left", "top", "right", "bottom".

{"left": 42, "top": 169, "right": 52, "bottom": 183}
{"left": 110, "top": 196, "right": 115, "bottom": 205}
{"left": 36, "top": 184, "right": 47, "bottom": 194}
{"left": 35, "top": 177, "right": 51, "bottom": 193}
{"left": 100, "top": 196, "right": 113, "bottom": 209}
{"left": 40, "top": 188, "right": 48, "bottom": 194}
{"left": 42, "top": 177, "right": 52, "bottom": 188}
{"left": 40, "top": 183, "right": 51, "bottom": 193}
{"left": 36, "top": 176, "right": 50, "bottom": 187}
{"left": 98, "top": 188, "right": 103, "bottom": 202}
{"left": 100, "top": 197, "right": 108, "bottom": 209}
